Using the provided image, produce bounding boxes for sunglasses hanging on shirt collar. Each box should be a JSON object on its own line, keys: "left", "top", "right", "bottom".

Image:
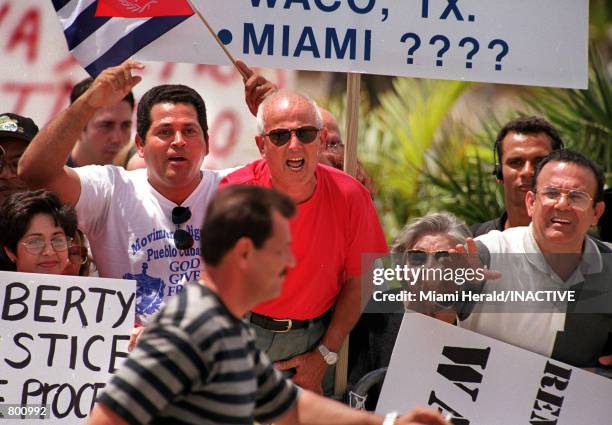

{"left": 172, "top": 206, "right": 194, "bottom": 250}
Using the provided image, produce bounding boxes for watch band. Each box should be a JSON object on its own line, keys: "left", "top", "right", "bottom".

{"left": 383, "top": 411, "right": 398, "bottom": 425}
{"left": 318, "top": 344, "right": 331, "bottom": 357}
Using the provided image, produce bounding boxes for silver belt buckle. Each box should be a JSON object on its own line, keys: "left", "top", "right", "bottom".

{"left": 272, "top": 318, "right": 293, "bottom": 332}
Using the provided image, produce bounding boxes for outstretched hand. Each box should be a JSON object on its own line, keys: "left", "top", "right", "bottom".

{"left": 449, "top": 238, "right": 501, "bottom": 281}
{"left": 237, "top": 60, "right": 277, "bottom": 116}
{"left": 397, "top": 407, "right": 451, "bottom": 425}
{"left": 83, "top": 60, "right": 144, "bottom": 110}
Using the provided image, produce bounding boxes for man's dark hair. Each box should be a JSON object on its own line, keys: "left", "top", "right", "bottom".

{"left": 70, "top": 77, "right": 135, "bottom": 110}
{"left": 532, "top": 149, "right": 605, "bottom": 203}
{"left": 0, "top": 189, "right": 78, "bottom": 254}
{"left": 201, "top": 185, "right": 295, "bottom": 266}
{"left": 136, "top": 84, "right": 208, "bottom": 142}
{"left": 495, "top": 116, "right": 564, "bottom": 160}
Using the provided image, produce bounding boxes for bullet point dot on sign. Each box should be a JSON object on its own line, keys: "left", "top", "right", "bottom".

{"left": 218, "top": 29, "right": 233, "bottom": 45}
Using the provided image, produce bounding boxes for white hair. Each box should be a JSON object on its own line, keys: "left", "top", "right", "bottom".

{"left": 391, "top": 212, "right": 472, "bottom": 253}
{"left": 256, "top": 90, "right": 323, "bottom": 134}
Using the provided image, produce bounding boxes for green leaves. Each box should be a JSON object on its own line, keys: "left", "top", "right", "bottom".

{"left": 525, "top": 49, "right": 612, "bottom": 183}
{"left": 358, "top": 78, "right": 472, "bottom": 236}
{"left": 321, "top": 50, "right": 610, "bottom": 240}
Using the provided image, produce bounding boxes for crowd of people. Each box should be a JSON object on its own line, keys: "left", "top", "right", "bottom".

{"left": 1, "top": 58, "right": 611, "bottom": 424}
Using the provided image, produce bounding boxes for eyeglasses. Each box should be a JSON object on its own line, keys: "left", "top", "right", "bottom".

{"left": 69, "top": 245, "right": 89, "bottom": 265}
{"left": 21, "top": 235, "right": 72, "bottom": 255}
{"left": 404, "top": 249, "right": 450, "bottom": 266}
{"left": 262, "top": 126, "right": 320, "bottom": 147}
{"left": 536, "top": 186, "right": 593, "bottom": 210}
{"left": 172, "top": 206, "right": 194, "bottom": 250}
{"left": 0, "top": 145, "right": 19, "bottom": 175}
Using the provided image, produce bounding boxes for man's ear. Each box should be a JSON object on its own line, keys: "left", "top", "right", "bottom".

{"left": 593, "top": 201, "right": 606, "bottom": 226}
{"left": 4, "top": 246, "right": 16, "bottom": 263}
{"left": 135, "top": 134, "right": 145, "bottom": 157}
{"left": 317, "top": 127, "right": 328, "bottom": 157}
{"left": 255, "top": 135, "right": 266, "bottom": 157}
{"left": 233, "top": 237, "right": 255, "bottom": 267}
{"left": 526, "top": 190, "right": 536, "bottom": 218}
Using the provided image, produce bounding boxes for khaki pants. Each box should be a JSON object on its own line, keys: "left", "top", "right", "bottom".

{"left": 247, "top": 314, "right": 335, "bottom": 396}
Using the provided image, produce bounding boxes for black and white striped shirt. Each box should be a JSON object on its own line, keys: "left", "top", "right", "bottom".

{"left": 99, "top": 283, "right": 298, "bottom": 424}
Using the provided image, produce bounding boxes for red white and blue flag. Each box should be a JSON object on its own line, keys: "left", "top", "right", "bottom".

{"left": 95, "top": 0, "right": 193, "bottom": 17}
{"left": 52, "top": 0, "right": 194, "bottom": 76}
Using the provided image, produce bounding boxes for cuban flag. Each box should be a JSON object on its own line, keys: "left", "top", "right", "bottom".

{"left": 52, "top": 0, "right": 197, "bottom": 76}
{"left": 95, "top": 0, "right": 193, "bottom": 17}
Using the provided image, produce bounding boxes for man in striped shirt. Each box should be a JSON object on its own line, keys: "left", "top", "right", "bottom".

{"left": 87, "top": 185, "right": 448, "bottom": 425}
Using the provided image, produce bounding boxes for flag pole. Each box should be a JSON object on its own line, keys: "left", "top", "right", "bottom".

{"left": 183, "top": 0, "right": 247, "bottom": 80}
{"left": 334, "top": 72, "right": 361, "bottom": 397}
{"left": 343, "top": 73, "right": 360, "bottom": 177}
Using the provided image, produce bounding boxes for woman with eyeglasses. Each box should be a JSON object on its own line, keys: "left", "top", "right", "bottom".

{"left": 0, "top": 189, "right": 77, "bottom": 275}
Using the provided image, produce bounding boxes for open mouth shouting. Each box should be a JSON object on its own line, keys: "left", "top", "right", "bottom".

{"left": 286, "top": 157, "right": 305, "bottom": 171}
{"left": 168, "top": 155, "right": 187, "bottom": 164}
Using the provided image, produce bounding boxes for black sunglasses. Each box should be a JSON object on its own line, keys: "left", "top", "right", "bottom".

{"left": 404, "top": 249, "right": 450, "bottom": 266}
{"left": 262, "top": 126, "right": 320, "bottom": 147}
{"left": 172, "top": 206, "right": 194, "bottom": 250}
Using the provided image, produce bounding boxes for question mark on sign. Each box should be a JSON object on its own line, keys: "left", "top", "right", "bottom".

{"left": 488, "top": 39, "right": 509, "bottom": 71}
{"left": 381, "top": 8, "right": 388, "bottom": 21}
{"left": 401, "top": 32, "right": 421, "bottom": 65}
{"left": 458, "top": 37, "right": 479, "bottom": 69}
{"left": 430, "top": 35, "right": 450, "bottom": 67}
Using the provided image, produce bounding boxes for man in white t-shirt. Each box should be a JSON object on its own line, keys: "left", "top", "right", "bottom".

{"left": 17, "top": 60, "right": 273, "bottom": 324}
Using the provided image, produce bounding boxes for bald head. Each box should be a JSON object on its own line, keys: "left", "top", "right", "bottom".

{"left": 256, "top": 90, "right": 322, "bottom": 134}
{"left": 319, "top": 108, "right": 340, "bottom": 138}
{"left": 317, "top": 108, "right": 344, "bottom": 169}
{"left": 253, "top": 90, "right": 327, "bottom": 203}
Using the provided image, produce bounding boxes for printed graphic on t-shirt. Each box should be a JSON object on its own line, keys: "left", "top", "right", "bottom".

{"left": 127, "top": 225, "right": 203, "bottom": 323}
{"left": 124, "top": 262, "right": 165, "bottom": 323}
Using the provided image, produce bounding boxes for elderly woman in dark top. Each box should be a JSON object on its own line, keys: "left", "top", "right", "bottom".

{"left": 0, "top": 189, "right": 78, "bottom": 275}
{"left": 348, "top": 212, "right": 472, "bottom": 409}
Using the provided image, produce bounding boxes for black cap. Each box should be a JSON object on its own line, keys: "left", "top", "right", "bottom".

{"left": 0, "top": 113, "right": 39, "bottom": 143}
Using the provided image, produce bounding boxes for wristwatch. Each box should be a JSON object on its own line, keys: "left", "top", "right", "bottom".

{"left": 318, "top": 344, "right": 339, "bottom": 365}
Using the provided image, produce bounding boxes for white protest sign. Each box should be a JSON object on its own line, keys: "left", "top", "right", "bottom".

{"left": 0, "top": 271, "right": 135, "bottom": 423}
{"left": 377, "top": 314, "right": 612, "bottom": 424}
{"left": 134, "top": 0, "right": 588, "bottom": 89}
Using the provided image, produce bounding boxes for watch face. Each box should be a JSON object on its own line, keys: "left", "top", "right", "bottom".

{"left": 325, "top": 352, "right": 339, "bottom": 365}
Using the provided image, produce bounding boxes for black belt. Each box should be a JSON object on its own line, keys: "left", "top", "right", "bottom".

{"left": 249, "top": 311, "right": 330, "bottom": 333}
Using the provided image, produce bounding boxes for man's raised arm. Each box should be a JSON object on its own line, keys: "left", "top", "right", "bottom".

{"left": 18, "top": 60, "right": 143, "bottom": 206}
{"left": 278, "top": 390, "right": 449, "bottom": 425}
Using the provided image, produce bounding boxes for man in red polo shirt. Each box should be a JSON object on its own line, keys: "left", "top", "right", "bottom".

{"left": 220, "top": 90, "right": 387, "bottom": 395}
